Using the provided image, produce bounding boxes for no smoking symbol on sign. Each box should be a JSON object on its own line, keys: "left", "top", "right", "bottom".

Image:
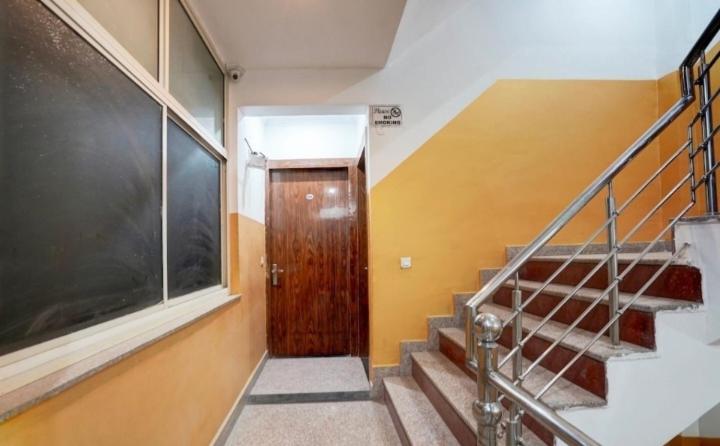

{"left": 371, "top": 105, "right": 402, "bottom": 127}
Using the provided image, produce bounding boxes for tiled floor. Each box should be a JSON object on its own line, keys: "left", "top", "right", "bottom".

{"left": 225, "top": 401, "right": 401, "bottom": 446}
{"left": 250, "top": 357, "right": 370, "bottom": 395}
{"left": 223, "top": 357, "right": 396, "bottom": 445}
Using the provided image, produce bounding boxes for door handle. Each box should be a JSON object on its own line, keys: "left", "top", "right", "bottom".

{"left": 271, "top": 263, "right": 284, "bottom": 286}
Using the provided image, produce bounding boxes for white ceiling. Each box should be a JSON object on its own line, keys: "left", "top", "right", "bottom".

{"left": 187, "top": 0, "right": 407, "bottom": 69}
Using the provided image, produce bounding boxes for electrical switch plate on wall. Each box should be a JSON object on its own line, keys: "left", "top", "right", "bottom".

{"left": 400, "top": 257, "right": 412, "bottom": 269}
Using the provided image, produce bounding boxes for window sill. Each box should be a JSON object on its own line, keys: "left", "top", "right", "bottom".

{"left": 0, "top": 290, "right": 240, "bottom": 422}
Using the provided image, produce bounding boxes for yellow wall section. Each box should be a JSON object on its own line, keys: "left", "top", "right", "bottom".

{"left": 0, "top": 213, "right": 267, "bottom": 446}
{"left": 369, "top": 79, "right": 664, "bottom": 366}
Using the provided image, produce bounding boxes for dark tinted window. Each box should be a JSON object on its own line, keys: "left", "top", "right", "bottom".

{"left": 0, "top": 0, "right": 163, "bottom": 354}
{"left": 167, "top": 120, "right": 221, "bottom": 297}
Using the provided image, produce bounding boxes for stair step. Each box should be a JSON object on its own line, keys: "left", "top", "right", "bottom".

{"left": 493, "top": 279, "right": 700, "bottom": 349}
{"left": 506, "top": 279, "right": 699, "bottom": 312}
{"left": 518, "top": 254, "right": 702, "bottom": 301}
{"left": 483, "top": 303, "right": 651, "bottom": 362}
{"left": 439, "top": 327, "right": 602, "bottom": 445}
{"left": 480, "top": 303, "right": 651, "bottom": 398}
{"left": 438, "top": 327, "right": 605, "bottom": 410}
{"left": 532, "top": 252, "right": 680, "bottom": 265}
{"left": 411, "top": 351, "right": 546, "bottom": 446}
{"left": 384, "top": 376, "right": 460, "bottom": 446}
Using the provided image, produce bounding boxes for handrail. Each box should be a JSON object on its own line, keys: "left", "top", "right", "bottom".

{"left": 465, "top": 8, "right": 720, "bottom": 319}
{"left": 464, "top": 96, "right": 692, "bottom": 315}
{"left": 488, "top": 372, "right": 599, "bottom": 446}
{"left": 464, "top": 94, "right": 695, "bottom": 365}
{"left": 467, "top": 8, "right": 720, "bottom": 446}
{"left": 463, "top": 8, "right": 720, "bottom": 360}
{"left": 680, "top": 8, "right": 720, "bottom": 90}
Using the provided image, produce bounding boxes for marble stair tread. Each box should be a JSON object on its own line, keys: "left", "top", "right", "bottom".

{"left": 531, "top": 251, "right": 688, "bottom": 265}
{"left": 438, "top": 328, "right": 604, "bottom": 410}
{"left": 384, "top": 376, "right": 460, "bottom": 446}
{"left": 411, "top": 351, "right": 545, "bottom": 446}
{"left": 502, "top": 279, "right": 701, "bottom": 312}
{"left": 481, "top": 303, "right": 652, "bottom": 362}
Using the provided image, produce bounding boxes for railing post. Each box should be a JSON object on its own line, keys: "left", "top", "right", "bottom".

{"left": 473, "top": 313, "right": 504, "bottom": 446}
{"left": 689, "top": 126, "right": 697, "bottom": 204}
{"left": 699, "top": 51, "right": 719, "bottom": 214}
{"left": 507, "top": 275, "right": 523, "bottom": 445}
{"left": 606, "top": 182, "right": 621, "bottom": 346}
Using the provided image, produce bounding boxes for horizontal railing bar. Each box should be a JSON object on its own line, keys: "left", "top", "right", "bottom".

{"left": 488, "top": 371, "right": 600, "bottom": 446}
{"left": 533, "top": 240, "right": 690, "bottom": 400}
{"left": 698, "top": 48, "right": 720, "bottom": 80}
{"left": 464, "top": 96, "right": 693, "bottom": 316}
{"left": 500, "top": 139, "right": 688, "bottom": 340}
{"left": 504, "top": 171, "right": 690, "bottom": 367}
{"left": 616, "top": 140, "right": 691, "bottom": 214}
{"left": 501, "top": 249, "right": 613, "bottom": 368}
{"left": 517, "top": 174, "right": 691, "bottom": 380}
{"left": 693, "top": 159, "right": 720, "bottom": 189}
{"left": 690, "top": 109, "right": 704, "bottom": 128}
{"left": 499, "top": 217, "right": 612, "bottom": 331}
{"left": 695, "top": 121, "right": 720, "bottom": 151}
{"left": 699, "top": 84, "right": 720, "bottom": 116}
{"left": 691, "top": 145, "right": 704, "bottom": 159}
{"left": 616, "top": 171, "right": 692, "bottom": 247}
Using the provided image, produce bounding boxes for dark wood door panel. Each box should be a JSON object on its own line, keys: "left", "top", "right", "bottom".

{"left": 268, "top": 168, "right": 351, "bottom": 356}
{"left": 357, "top": 161, "right": 369, "bottom": 357}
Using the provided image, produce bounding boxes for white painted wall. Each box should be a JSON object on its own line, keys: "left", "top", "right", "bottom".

{"left": 699, "top": 403, "right": 720, "bottom": 438}
{"left": 674, "top": 220, "right": 720, "bottom": 440}
{"left": 226, "top": 0, "right": 720, "bottom": 215}
{"left": 655, "top": 0, "right": 720, "bottom": 76}
{"left": 558, "top": 308, "right": 720, "bottom": 446}
{"left": 244, "top": 114, "right": 366, "bottom": 160}
{"left": 236, "top": 111, "right": 367, "bottom": 222}
{"left": 557, "top": 221, "right": 720, "bottom": 445}
{"left": 230, "top": 0, "right": 664, "bottom": 190}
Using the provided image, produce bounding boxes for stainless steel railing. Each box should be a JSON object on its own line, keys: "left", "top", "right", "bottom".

{"left": 467, "top": 8, "right": 720, "bottom": 446}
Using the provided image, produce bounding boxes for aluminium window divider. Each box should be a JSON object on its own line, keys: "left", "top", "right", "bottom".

{"left": 41, "top": 0, "right": 228, "bottom": 160}
{"left": 162, "top": 105, "right": 170, "bottom": 307}
{"left": 159, "top": 0, "right": 169, "bottom": 89}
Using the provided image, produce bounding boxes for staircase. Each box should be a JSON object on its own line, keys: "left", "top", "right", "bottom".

{"left": 381, "top": 244, "right": 707, "bottom": 445}
{"left": 380, "top": 9, "right": 720, "bottom": 446}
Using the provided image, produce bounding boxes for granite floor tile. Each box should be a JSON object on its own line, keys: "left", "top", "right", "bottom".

{"left": 226, "top": 401, "right": 401, "bottom": 446}
{"left": 251, "top": 357, "right": 369, "bottom": 395}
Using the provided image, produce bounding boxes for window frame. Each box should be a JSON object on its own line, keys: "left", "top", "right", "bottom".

{"left": 0, "top": 0, "right": 230, "bottom": 379}
{"left": 167, "top": 0, "right": 226, "bottom": 145}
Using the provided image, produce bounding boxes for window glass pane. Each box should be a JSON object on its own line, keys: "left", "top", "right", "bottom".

{"left": 77, "top": 0, "right": 159, "bottom": 78}
{"left": 0, "top": 0, "right": 164, "bottom": 354}
{"left": 167, "top": 120, "right": 222, "bottom": 298}
{"left": 169, "top": 0, "right": 224, "bottom": 143}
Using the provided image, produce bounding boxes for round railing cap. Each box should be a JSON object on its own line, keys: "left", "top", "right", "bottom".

{"left": 473, "top": 313, "right": 503, "bottom": 341}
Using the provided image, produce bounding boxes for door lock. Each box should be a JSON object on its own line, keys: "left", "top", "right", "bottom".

{"left": 271, "top": 263, "right": 284, "bottom": 286}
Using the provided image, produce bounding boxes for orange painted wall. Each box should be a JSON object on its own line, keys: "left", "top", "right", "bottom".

{"left": 0, "top": 213, "right": 267, "bottom": 446}
{"left": 369, "top": 79, "right": 664, "bottom": 366}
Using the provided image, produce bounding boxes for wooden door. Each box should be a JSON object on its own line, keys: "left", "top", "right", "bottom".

{"left": 356, "top": 153, "right": 369, "bottom": 357}
{"left": 267, "top": 167, "right": 351, "bottom": 356}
